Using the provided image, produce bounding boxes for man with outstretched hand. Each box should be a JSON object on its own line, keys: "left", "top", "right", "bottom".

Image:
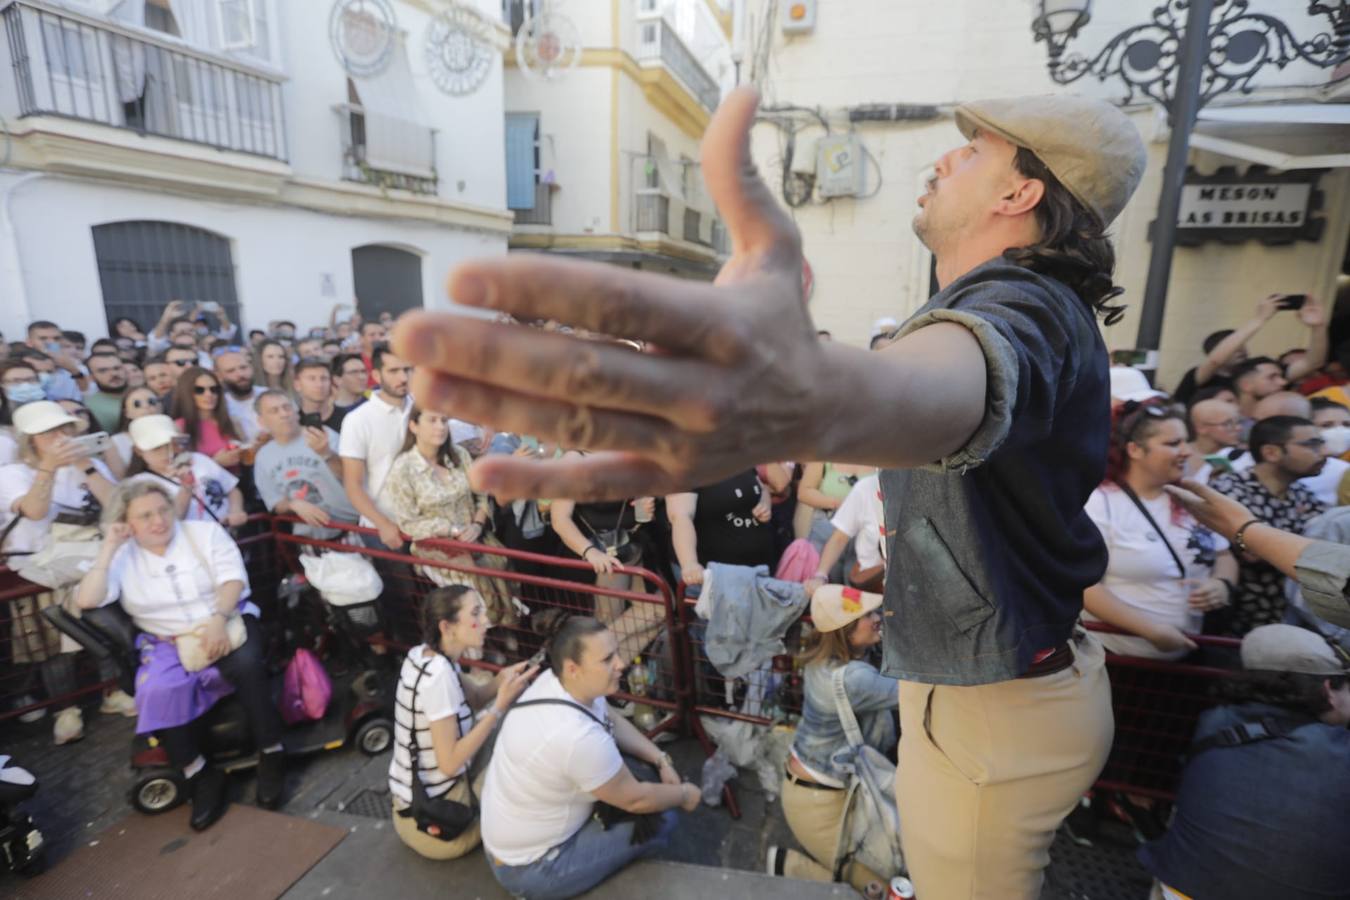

{"left": 392, "top": 89, "right": 1146, "bottom": 898}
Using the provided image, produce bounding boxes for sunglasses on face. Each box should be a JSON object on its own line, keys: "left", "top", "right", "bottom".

{"left": 169, "top": 359, "right": 192, "bottom": 367}
{"left": 193, "top": 384, "right": 221, "bottom": 396}
{"left": 131, "top": 396, "right": 160, "bottom": 409}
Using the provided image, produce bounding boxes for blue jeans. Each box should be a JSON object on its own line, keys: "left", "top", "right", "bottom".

{"left": 489, "top": 810, "right": 677, "bottom": 900}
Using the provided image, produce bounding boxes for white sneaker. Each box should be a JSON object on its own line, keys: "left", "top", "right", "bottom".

{"left": 15, "top": 695, "right": 46, "bottom": 724}
{"left": 53, "top": 707, "right": 84, "bottom": 745}
{"left": 100, "top": 689, "right": 137, "bottom": 718}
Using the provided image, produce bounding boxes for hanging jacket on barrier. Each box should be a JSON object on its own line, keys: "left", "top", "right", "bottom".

{"left": 696, "top": 563, "right": 808, "bottom": 679}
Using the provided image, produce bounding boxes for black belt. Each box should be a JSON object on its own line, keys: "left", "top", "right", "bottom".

{"left": 1020, "top": 643, "right": 1073, "bottom": 679}
{"left": 784, "top": 764, "right": 844, "bottom": 792}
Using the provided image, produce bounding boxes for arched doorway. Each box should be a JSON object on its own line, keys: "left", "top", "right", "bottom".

{"left": 352, "top": 244, "right": 424, "bottom": 320}
{"left": 92, "top": 221, "right": 241, "bottom": 335}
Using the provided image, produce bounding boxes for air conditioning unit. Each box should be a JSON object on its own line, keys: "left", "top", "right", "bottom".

{"left": 815, "top": 133, "right": 864, "bottom": 198}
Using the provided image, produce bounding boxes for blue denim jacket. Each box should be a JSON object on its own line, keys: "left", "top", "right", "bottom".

{"left": 1139, "top": 702, "right": 1350, "bottom": 899}
{"left": 879, "top": 261, "right": 1109, "bottom": 685}
{"left": 790, "top": 660, "right": 898, "bottom": 785}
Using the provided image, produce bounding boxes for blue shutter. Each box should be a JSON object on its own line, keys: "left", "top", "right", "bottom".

{"left": 505, "top": 114, "right": 538, "bottom": 210}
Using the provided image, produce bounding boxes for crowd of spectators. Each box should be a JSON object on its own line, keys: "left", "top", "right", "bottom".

{"left": 4, "top": 290, "right": 1350, "bottom": 897}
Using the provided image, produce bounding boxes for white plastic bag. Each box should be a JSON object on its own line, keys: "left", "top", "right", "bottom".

{"left": 298, "top": 550, "right": 383, "bottom": 607}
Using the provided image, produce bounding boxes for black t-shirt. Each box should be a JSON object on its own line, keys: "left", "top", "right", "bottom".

{"left": 322, "top": 405, "right": 350, "bottom": 433}
{"left": 1174, "top": 367, "right": 1235, "bottom": 407}
{"left": 692, "top": 470, "right": 776, "bottom": 569}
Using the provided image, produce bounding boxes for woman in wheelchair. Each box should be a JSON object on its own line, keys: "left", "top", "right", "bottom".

{"left": 389, "top": 585, "right": 536, "bottom": 859}
{"left": 73, "top": 480, "right": 286, "bottom": 831}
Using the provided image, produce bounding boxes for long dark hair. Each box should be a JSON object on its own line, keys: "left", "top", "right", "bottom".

{"left": 1005, "top": 147, "right": 1126, "bottom": 326}
{"left": 170, "top": 366, "right": 239, "bottom": 451}
{"left": 399, "top": 406, "right": 460, "bottom": 468}
{"left": 420, "top": 585, "right": 476, "bottom": 650}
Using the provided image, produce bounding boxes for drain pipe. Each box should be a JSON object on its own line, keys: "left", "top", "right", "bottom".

{"left": 0, "top": 171, "right": 43, "bottom": 338}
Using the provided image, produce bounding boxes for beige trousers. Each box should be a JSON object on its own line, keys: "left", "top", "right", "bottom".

{"left": 780, "top": 774, "right": 885, "bottom": 893}
{"left": 391, "top": 770, "right": 486, "bottom": 861}
{"left": 896, "top": 633, "right": 1113, "bottom": 900}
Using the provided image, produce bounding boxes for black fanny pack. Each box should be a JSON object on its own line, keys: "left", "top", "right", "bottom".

{"left": 399, "top": 660, "right": 477, "bottom": 841}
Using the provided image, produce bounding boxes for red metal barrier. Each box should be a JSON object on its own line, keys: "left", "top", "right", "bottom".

{"left": 269, "top": 517, "right": 687, "bottom": 739}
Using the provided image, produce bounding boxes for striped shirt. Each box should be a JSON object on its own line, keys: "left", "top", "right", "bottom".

{"left": 388, "top": 645, "right": 473, "bottom": 809}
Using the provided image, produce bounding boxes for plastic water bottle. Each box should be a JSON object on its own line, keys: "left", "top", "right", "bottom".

{"left": 629, "top": 657, "right": 658, "bottom": 731}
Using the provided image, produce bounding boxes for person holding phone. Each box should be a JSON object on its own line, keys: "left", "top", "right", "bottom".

{"left": 124, "top": 415, "right": 246, "bottom": 527}
{"left": 294, "top": 359, "right": 349, "bottom": 432}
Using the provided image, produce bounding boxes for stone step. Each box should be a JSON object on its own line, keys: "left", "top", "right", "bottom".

{"left": 585, "top": 859, "right": 859, "bottom": 898}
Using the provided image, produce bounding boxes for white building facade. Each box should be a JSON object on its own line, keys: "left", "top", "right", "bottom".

{"left": 736, "top": 0, "right": 1350, "bottom": 388}
{"left": 0, "top": 0, "right": 514, "bottom": 343}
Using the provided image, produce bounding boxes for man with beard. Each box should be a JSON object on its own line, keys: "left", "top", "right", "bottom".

{"left": 83, "top": 351, "right": 128, "bottom": 432}
{"left": 214, "top": 349, "right": 266, "bottom": 444}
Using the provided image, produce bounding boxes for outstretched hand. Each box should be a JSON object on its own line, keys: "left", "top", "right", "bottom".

{"left": 392, "top": 89, "right": 823, "bottom": 501}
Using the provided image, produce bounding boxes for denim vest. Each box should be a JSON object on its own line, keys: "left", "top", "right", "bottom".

{"left": 790, "top": 660, "right": 898, "bottom": 785}
{"left": 1139, "top": 702, "right": 1350, "bottom": 899}
{"left": 878, "top": 261, "right": 1109, "bottom": 685}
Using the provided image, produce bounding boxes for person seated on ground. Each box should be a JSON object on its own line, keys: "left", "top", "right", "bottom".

{"left": 803, "top": 471, "right": 886, "bottom": 595}
{"left": 1212, "top": 416, "right": 1329, "bottom": 636}
{"left": 251, "top": 390, "right": 357, "bottom": 538}
{"left": 1082, "top": 401, "right": 1236, "bottom": 659}
{"left": 1138, "top": 623, "right": 1350, "bottom": 900}
{"left": 389, "top": 585, "right": 537, "bottom": 860}
{"left": 74, "top": 480, "right": 286, "bottom": 830}
{"left": 1, "top": 400, "right": 125, "bottom": 743}
{"left": 383, "top": 408, "right": 517, "bottom": 628}
{"left": 767, "top": 585, "right": 897, "bottom": 893}
{"left": 550, "top": 460, "right": 663, "bottom": 661}
{"left": 481, "top": 616, "right": 700, "bottom": 900}
{"left": 794, "top": 461, "right": 877, "bottom": 550}
{"left": 125, "top": 415, "right": 246, "bottom": 526}
{"left": 169, "top": 367, "right": 247, "bottom": 474}
{"left": 667, "top": 469, "right": 777, "bottom": 588}
{"left": 1187, "top": 397, "right": 1247, "bottom": 483}
{"left": 109, "top": 385, "right": 164, "bottom": 475}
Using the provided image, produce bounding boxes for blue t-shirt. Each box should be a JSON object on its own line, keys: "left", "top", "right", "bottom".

{"left": 1140, "top": 702, "right": 1350, "bottom": 898}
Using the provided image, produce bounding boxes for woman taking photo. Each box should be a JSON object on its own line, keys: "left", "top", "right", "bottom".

{"left": 384, "top": 408, "right": 516, "bottom": 630}
{"left": 1083, "top": 401, "right": 1238, "bottom": 659}
{"left": 254, "top": 340, "right": 293, "bottom": 393}
{"left": 74, "top": 480, "right": 286, "bottom": 830}
{"left": 768, "top": 584, "right": 898, "bottom": 893}
{"left": 169, "top": 367, "right": 245, "bottom": 471}
{"left": 125, "top": 415, "right": 246, "bottom": 527}
{"left": 389, "top": 585, "right": 537, "bottom": 859}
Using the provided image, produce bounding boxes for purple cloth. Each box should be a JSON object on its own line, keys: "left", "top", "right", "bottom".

{"left": 133, "top": 634, "right": 235, "bottom": 734}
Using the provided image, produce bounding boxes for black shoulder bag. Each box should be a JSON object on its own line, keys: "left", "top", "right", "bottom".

{"left": 509, "top": 698, "right": 664, "bottom": 845}
{"left": 399, "top": 658, "right": 477, "bottom": 841}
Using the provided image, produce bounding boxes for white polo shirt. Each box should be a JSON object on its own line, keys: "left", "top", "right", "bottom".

{"left": 224, "top": 385, "right": 267, "bottom": 444}
{"left": 99, "top": 520, "right": 254, "bottom": 637}
{"left": 338, "top": 391, "right": 412, "bottom": 523}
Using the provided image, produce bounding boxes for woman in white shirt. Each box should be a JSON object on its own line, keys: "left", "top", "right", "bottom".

{"left": 123, "top": 415, "right": 246, "bottom": 526}
{"left": 389, "top": 585, "right": 536, "bottom": 859}
{"left": 1084, "top": 401, "right": 1238, "bottom": 659}
{"left": 74, "top": 480, "right": 285, "bottom": 831}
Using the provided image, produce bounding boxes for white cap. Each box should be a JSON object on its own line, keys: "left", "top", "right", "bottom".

{"left": 129, "top": 415, "right": 185, "bottom": 451}
{"left": 1109, "top": 366, "right": 1167, "bottom": 404}
{"left": 11, "top": 401, "right": 79, "bottom": 436}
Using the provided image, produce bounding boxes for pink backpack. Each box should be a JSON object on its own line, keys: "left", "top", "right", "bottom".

{"left": 280, "top": 648, "right": 332, "bottom": 724}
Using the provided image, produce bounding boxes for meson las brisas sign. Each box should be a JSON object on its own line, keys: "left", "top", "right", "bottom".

{"left": 1170, "top": 168, "right": 1324, "bottom": 246}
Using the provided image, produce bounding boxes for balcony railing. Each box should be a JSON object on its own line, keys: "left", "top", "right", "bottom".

{"left": 635, "top": 16, "right": 719, "bottom": 112}
{"left": 514, "top": 181, "right": 552, "bottom": 225}
{"left": 1, "top": 0, "right": 287, "bottom": 160}
{"left": 336, "top": 103, "right": 438, "bottom": 196}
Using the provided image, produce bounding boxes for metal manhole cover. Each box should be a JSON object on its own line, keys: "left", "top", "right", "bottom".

{"left": 337, "top": 787, "right": 390, "bottom": 819}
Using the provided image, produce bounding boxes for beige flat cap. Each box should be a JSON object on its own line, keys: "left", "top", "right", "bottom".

{"left": 954, "top": 94, "right": 1147, "bottom": 227}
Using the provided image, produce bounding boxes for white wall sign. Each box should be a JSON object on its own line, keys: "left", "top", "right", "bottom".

{"left": 1177, "top": 182, "right": 1311, "bottom": 229}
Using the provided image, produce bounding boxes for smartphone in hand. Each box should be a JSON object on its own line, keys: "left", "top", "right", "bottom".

{"left": 1276, "top": 294, "right": 1308, "bottom": 311}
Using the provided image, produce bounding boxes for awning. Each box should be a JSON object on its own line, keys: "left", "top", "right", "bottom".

{"left": 1191, "top": 102, "right": 1350, "bottom": 169}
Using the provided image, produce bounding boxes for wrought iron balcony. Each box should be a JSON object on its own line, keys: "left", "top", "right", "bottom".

{"left": 1, "top": 0, "right": 287, "bottom": 160}
{"left": 635, "top": 15, "right": 720, "bottom": 112}
{"left": 514, "top": 181, "right": 553, "bottom": 225}
{"left": 335, "top": 103, "right": 438, "bottom": 196}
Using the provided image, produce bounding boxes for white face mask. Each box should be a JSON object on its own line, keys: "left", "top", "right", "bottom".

{"left": 1321, "top": 426, "right": 1350, "bottom": 458}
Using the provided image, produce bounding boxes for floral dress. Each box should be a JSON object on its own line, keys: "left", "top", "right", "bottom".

{"left": 383, "top": 446, "right": 517, "bottom": 625}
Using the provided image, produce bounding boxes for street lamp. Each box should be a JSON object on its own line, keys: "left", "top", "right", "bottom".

{"left": 1030, "top": 0, "right": 1350, "bottom": 352}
